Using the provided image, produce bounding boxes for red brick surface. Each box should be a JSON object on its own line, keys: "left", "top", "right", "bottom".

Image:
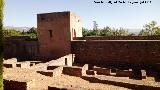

{"left": 72, "top": 40, "right": 160, "bottom": 66}
{"left": 74, "top": 36, "right": 160, "bottom": 40}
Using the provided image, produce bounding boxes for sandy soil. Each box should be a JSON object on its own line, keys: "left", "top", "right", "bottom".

{"left": 3, "top": 67, "right": 130, "bottom": 90}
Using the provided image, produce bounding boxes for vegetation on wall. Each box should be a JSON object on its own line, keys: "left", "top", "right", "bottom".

{"left": 0, "top": 0, "right": 4, "bottom": 89}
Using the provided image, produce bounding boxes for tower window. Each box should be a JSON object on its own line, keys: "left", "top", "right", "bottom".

{"left": 74, "top": 29, "right": 76, "bottom": 37}
{"left": 48, "top": 30, "right": 53, "bottom": 38}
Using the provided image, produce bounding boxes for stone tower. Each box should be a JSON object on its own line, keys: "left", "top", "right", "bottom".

{"left": 37, "top": 11, "right": 82, "bottom": 59}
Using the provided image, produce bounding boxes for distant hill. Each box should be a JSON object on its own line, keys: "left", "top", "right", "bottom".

{"left": 127, "top": 28, "right": 141, "bottom": 32}
{"left": 127, "top": 28, "right": 142, "bottom": 35}
{"left": 4, "top": 26, "right": 31, "bottom": 32}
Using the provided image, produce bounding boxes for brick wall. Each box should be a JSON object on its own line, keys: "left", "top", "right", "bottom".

{"left": 3, "top": 36, "right": 39, "bottom": 61}
{"left": 71, "top": 40, "right": 160, "bottom": 68}
{"left": 74, "top": 36, "right": 160, "bottom": 40}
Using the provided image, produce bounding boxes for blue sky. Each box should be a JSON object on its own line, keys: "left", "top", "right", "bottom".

{"left": 4, "top": 0, "right": 160, "bottom": 32}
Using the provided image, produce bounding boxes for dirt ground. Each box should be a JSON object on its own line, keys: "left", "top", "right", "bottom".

{"left": 3, "top": 58, "right": 160, "bottom": 90}
{"left": 3, "top": 67, "right": 131, "bottom": 90}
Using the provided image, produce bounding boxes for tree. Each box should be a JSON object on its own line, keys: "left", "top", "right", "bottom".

{"left": 155, "top": 26, "right": 160, "bottom": 35}
{"left": 82, "top": 26, "right": 129, "bottom": 37}
{"left": 82, "top": 28, "right": 89, "bottom": 37}
{"left": 138, "top": 29, "right": 149, "bottom": 36}
{"left": 100, "top": 26, "right": 112, "bottom": 36}
{"left": 3, "top": 28, "right": 22, "bottom": 36}
{"left": 27, "top": 27, "right": 37, "bottom": 34}
{"left": 26, "top": 27, "right": 37, "bottom": 38}
{"left": 128, "top": 33, "right": 136, "bottom": 36}
{"left": 116, "top": 27, "right": 129, "bottom": 36}
{"left": 0, "top": 0, "right": 4, "bottom": 89}
{"left": 139, "top": 21, "right": 160, "bottom": 36}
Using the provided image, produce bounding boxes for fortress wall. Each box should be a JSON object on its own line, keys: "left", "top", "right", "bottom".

{"left": 71, "top": 40, "right": 160, "bottom": 67}
{"left": 3, "top": 36, "right": 39, "bottom": 60}
{"left": 73, "top": 36, "right": 160, "bottom": 40}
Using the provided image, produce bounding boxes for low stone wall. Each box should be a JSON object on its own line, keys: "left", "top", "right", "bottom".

{"left": 16, "top": 62, "right": 30, "bottom": 68}
{"left": 141, "top": 70, "right": 147, "bottom": 79}
{"left": 47, "top": 66, "right": 59, "bottom": 70}
{"left": 130, "top": 69, "right": 143, "bottom": 80}
{"left": 4, "top": 58, "right": 17, "bottom": 63}
{"left": 48, "top": 54, "right": 74, "bottom": 66}
{"left": 86, "top": 70, "right": 96, "bottom": 75}
{"left": 3, "top": 79, "right": 32, "bottom": 90}
{"left": 81, "top": 76, "right": 160, "bottom": 90}
{"left": 4, "top": 60, "right": 31, "bottom": 68}
{"left": 37, "top": 70, "right": 54, "bottom": 77}
{"left": 93, "top": 66, "right": 110, "bottom": 75}
{"left": 116, "top": 69, "right": 133, "bottom": 77}
{"left": 63, "top": 66, "right": 82, "bottom": 77}
{"left": 37, "top": 66, "right": 63, "bottom": 77}
{"left": 4, "top": 64, "right": 16, "bottom": 68}
{"left": 52, "top": 67, "right": 63, "bottom": 76}
{"left": 48, "top": 84, "right": 87, "bottom": 90}
{"left": 48, "top": 86, "right": 68, "bottom": 90}
{"left": 30, "top": 63, "right": 35, "bottom": 66}
{"left": 82, "top": 64, "right": 88, "bottom": 75}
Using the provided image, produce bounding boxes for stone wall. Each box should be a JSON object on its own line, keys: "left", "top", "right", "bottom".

{"left": 74, "top": 36, "right": 160, "bottom": 40}
{"left": 47, "top": 54, "right": 74, "bottom": 66}
{"left": 71, "top": 40, "right": 160, "bottom": 68}
{"left": 3, "top": 79, "right": 33, "bottom": 90}
{"left": 3, "top": 36, "right": 39, "bottom": 61}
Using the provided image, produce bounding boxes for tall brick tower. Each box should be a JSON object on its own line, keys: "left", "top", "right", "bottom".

{"left": 37, "top": 11, "right": 82, "bottom": 59}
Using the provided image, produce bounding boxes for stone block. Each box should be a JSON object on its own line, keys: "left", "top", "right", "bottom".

{"left": 47, "top": 66, "right": 59, "bottom": 70}
{"left": 16, "top": 64, "right": 21, "bottom": 67}
{"left": 116, "top": 69, "right": 133, "bottom": 77}
{"left": 48, "top": 84, "right": 86, "bottom": 90}
{"left": 86, "top": 70, "right": 96, "bottom": 75}
{"left": 52, "top": 67, "right": 63, "bottom": 76}
{"left": 30, "top": 63, "right": 35, "bottom": 66}
{"left": 37, "top": 70, "right": 53, "bottom": 77}
{"left": 111, "top": 68, "right": 117, "bottom": 73}
{"left": 93, "top": 66, "right": 110, "bottom": 75}
{"left": 3, "top": 79, "right": 33, "bottom": 90}
{"left": 48, "top": 86, "right": 67, "bottom": 90}
{"left": 82, "top": 64, "right": 89, "bottom": 75}
{"left": 4, "top": 58, "right": 17, "bottom": 63}
{"left": 37, "top": 67, "right": 63, "bottom": 77}
{"left": 63, "top": 66, "right": 82, "bottom": 77}
{"left": 16, "top": 62, "right": 30, "bottom": 68}
{"left": 130, "top": 69, "right": 142, "bottom": 80}
{"left": 4, "top": 64, "right": 14, "bottom": 68}
{"left": 141, "top": 70, "right": 146, "bottom": 79}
